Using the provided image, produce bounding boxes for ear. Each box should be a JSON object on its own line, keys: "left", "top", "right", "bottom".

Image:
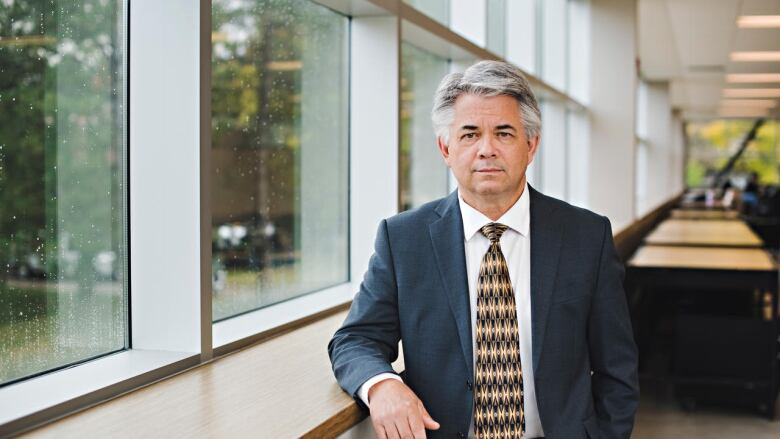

{"left": 526, "top": 135, "right": 540, "bottom": 164}
{"left": 437, "top": 136, "right": 451, "bottom": 164}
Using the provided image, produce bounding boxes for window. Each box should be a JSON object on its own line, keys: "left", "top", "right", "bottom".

{"left": 0, "top": 0, "right": 128, "bottom": 385}
{"left": 567, "top": 0, "right": 589, "bottom": 103}
{"left": 486, "top": 0, "right": 507, "bottom": 56}
{"left": 539, "top": 100, "right": 567, "bottom": 200}
{"left": 405, "top": 0, "right": 450, "bottom": 25}
{"left": 540, "top": 0, "right": 567, "bottom": 91}
{"left": 635, "top": 80, "right": 649, "bottom": 214}
{"left": 210, "top": 0, "right": 349, "bottom": 321}
{"left": 506, "top": 0, "right": 537, "bottom": 74}
{"left": 566, "top": 109, "right": 590, "bottom": 208}
{"left": 399, "top": 42, "right": 450, "bottom": 211}
{"left": 450, "top": 0, "right": 486, "bottom": 46}
{"left": 685, "top": 120, "right": 780, "bottom": 188}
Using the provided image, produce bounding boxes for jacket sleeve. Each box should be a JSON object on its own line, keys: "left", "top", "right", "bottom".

{"left": 328, "top": 219, "right": 401, "bottom": 406}
{"left": 588, "top": 216, "right": 640, "bottom": 439}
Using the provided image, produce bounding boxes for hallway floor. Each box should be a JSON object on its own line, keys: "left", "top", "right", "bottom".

{"left": 633, "top": 380, "right": 780, "bottom": 438}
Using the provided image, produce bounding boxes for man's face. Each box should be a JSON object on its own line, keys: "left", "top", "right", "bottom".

{"left": 437, "top": 94, "right": 539, "bottom": 204}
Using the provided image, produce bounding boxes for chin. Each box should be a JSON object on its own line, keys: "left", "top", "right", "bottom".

{"left": 473, "top": 185, "right": 506, "bottom": 196}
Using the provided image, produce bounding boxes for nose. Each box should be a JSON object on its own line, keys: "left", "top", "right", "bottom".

{"left": 477, "top": 135, "right": 498, "bottom": 159}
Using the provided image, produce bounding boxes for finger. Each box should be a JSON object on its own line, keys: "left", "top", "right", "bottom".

{"left": 394, "top": 416, "right": 415, "bottom": 439}
{"left": 384, "top": 420, "right": 402, "bottom": 439}
{"left": 419, "top": 404, "right": 440, "bottom": 430}
{"left": 374, "top": 423, "right": 388, "bottom": 439}
{"left": 407, "top": 409, "right": 427, "bottom": 439}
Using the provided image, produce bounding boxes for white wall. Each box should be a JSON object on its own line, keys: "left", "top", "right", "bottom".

{"left": 587, "top": 0, "right": 637, "bottom": 232}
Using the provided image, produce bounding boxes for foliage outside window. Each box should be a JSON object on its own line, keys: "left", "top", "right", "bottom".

{"left": 0, "top": 0, "right": 127, "bottom": 385}
{"left": 399, "top": 42, "right": 450, "bottom": 212}
{"left": 211, "top": 0, "right": 349, "bottom": 321}
{"left": 685, "top": 120, "right": 780, "bottom": 188}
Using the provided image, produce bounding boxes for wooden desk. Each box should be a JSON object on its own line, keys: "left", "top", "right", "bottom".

{"left": 629, "top": 245, "right": 775, "bottom": 272}
{"left": 644, "top": 219, "right": 763, "bottom": 248}
{"left": 670, "top": 209, "right": 740, "bottom": 221}
{"left": 628, "top": 245, "right": 778, "bottom": 417}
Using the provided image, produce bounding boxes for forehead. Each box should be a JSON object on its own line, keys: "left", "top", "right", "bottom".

{"left": 451, "top": 94, "right": 522, "bottom": 125}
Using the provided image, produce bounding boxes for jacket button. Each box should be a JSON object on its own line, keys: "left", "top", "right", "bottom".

{"left": 466, "top": 380, "right": 473, "bottom": 390}
{"left": 457, "top": 433, "right": 465, "bottom": 438}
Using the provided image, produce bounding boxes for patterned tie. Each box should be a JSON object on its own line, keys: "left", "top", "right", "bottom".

{"left": 474, "top": 222, "right": 524, "bottom": 439}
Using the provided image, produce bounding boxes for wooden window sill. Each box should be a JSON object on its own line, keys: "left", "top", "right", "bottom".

{"left": 21, "top": 311, "right": 387, "bottom": 438}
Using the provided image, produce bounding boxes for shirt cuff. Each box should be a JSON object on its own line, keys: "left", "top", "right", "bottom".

{"left": 358, "top": 373, "right": 403, "bottom": 407}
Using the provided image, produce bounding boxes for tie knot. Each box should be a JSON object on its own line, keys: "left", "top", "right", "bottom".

{"left": 480, "top": 222, "right": 508, "bottom": 243}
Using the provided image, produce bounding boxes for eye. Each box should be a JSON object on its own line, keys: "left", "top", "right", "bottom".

{"left": 461, "top": 132, "right": 477, "bottom": 140}
{"left": 497, "top": 132, "right": 513, "bottom": 138}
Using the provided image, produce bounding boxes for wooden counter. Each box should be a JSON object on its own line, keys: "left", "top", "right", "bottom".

{"left": 644, "top": 219, "right": 763, "bottom": 248}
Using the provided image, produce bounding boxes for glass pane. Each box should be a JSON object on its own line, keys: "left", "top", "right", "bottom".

{"left": 404, "top": 0, "right": 450, "bottom": 26}
{"left": 566, "top": 109, "right": 589, "bottom": 208}
{"left": 450, "top": 0, "right": 485, "bottom": 46}
{"left": 0, "top": 0, "right": 128, "bottom": 385}
{"left": 400, "top": 43, "right": 450, "bottom": 211}
{"left": 541, "top": 0, "right": 567, "bottom": 90}
{"left": 567, "top": 0, "right": 589, "bottom": 103}
{"left": 486, "top": 0, "right": 506, "bottom": 56}
{"left": 685, "top": 120, "right": 780, "bottom": 188}
{"left": 539, "top": 100, "right": 566, "bottom": 200}
{"left": 506, "top": 0, "right": 536, "bottom": 74}
{"left": 211, "top": 0, "right": 349, "bottom": 321}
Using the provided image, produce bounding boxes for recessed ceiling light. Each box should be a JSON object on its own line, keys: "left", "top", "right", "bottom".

{"left": 727, "top": 73, "right": 780, "bottom": 83}
{"left": 723, "top": 88, "right": 780, "bottom": 98}
{"left": 730, "top": 51, "right": 780, "bottom": 62}
{"left": 720, "top": 99, "right": 778, "bottom": 108}
{"left": 737, "top": 15, "right": 780, "bottom": 28}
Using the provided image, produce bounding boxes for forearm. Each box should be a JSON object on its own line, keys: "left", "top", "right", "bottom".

{"left": 328, "top": 219, "right": 402, "bottom": 399}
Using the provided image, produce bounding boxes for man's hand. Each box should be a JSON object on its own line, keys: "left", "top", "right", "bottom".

{"left": 368, "top": 379, "right": 440, "bottom": 439}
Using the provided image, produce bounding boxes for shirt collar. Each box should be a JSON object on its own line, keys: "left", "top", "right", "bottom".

{"left": 458, "top": 181, "right": 530, "bottom": 241}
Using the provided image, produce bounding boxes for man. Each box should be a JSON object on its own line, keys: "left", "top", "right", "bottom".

{"left": 328, "top": 61, "right": 639, "bottom": 439}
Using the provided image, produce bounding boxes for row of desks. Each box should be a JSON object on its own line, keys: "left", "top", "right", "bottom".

{"left": 627, "top": 209, "right": 778, "bottom": 417}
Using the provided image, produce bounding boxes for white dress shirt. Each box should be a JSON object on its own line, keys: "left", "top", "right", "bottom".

{"left": 359, "top": 183, "right": 543, "bottom": 438}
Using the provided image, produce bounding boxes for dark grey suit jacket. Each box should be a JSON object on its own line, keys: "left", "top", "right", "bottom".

{"left": 328, "top": 187, "right": 639, "bottom": 439}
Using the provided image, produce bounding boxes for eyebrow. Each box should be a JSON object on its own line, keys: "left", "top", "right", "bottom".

{"left": 494, "top": 124, "right": 517, "bottom": 131}
{"left": 458, "top": 125, "right": 479, "bottom": 132}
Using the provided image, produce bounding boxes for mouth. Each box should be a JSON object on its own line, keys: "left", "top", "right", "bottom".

{"left": 474, "top": 168, "right": 503, "bottom": 174}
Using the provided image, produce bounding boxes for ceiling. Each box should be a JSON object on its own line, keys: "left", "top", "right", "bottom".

{"left": 638, "top": 0, "right": 780, "bottom": 120}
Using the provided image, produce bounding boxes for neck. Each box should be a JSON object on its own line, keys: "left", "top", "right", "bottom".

{"left": 460, "top": 179, "right": 526, "bottom": 221}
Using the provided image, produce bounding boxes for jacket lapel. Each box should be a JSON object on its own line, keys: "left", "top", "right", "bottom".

{"left": 429, "top": 191, "right": 474, "bottom": 379}
{"left": 529, "top": 186, "right": 564, "bottom": 373}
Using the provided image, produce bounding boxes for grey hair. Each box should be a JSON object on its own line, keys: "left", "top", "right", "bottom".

{"left": 431, "top": 60, "right": 542, "bottom": 143}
